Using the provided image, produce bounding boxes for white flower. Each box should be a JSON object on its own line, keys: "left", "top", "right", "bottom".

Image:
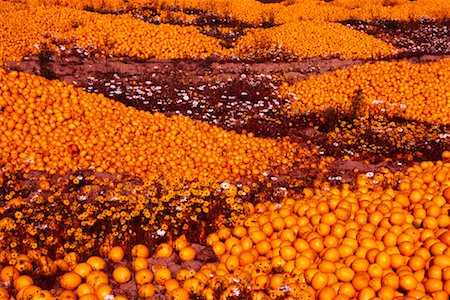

{"left": 78, "top": 195, "right": 87, "bottom": 201}
{"left": 221, "top": 182, "right": 230, "bottom": 190}
{"left": 156, "top": 229, "right": 166, "bottom": 236}
{"left": 365, "top": 172, "right": 374, "bottom": 178}
{"left": 104, "top": 295, "right": 115, "bottom": 300}
{"left": 35, "top": 224, "right": 48, "bottom": 230}
{"left": 275, "top": 203, "right": 282, "bottom": 209}
{"left": 278, "top": 285, "right": 291, "bottom": 292}
{"left": 231, "top": 287, "right": 240, "bottom": 296}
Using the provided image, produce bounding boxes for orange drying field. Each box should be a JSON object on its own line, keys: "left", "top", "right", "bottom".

{"left": 2, "top": 0, "right": 450, "bottom": 299}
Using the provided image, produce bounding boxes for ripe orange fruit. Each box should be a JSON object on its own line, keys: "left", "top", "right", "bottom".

{"left": 311, "top": 272, "right": 328, "bottom": 290}
{"left": 60, "top": 272, "right": 83, "bottom": 290}
{"left": 86, "top": 256, "right": 106, "bottom": 271}
{"left": 179, "top": 246, "right": 196, "bottom": 262}
{"left": 132, "top": 244, "right": 150, "bottom": 258}
{"left": 351, "top": 272, "right": 370, "bottom": 291}
{"left": 112, "top": 266, "right": 132, "bottom": 284}
{"left": 156, "top": 243, "right": 174, "bottom": 258}
{"left": 13, "top": 275, "right": 34, "bottom": 291}
{"left": 58, "top": 290, "right": 77, "bottom": 299}
{"left": 135, "top": 269, "right": 153, "bottom": 286}
{"left": 0, "top": 266, "right": 20, "bottom": 283}
{"left": 399, "top": 274, "right": 417, "bottom": 291}
{"left": 132, "top": 257, "right": 149, "bottom": 272}
{"left": 73, "top": 263, "right": 93, "bottom": 279}
{"left": 108, "top": 246, "right": 125, "bottom": 262}
{"left": 169, "top": 287, "right": 190, "bottom": 300}
{"left": 154, "top": 267, "right": 171, "bottom": 285}
{"left": 138, "top": 284, "right": 156, "bottom": 298}
{"left": 76, "top": 283, "right": 95, "bottom": 297}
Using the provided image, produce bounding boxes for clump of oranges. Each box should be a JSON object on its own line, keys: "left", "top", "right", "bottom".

{"left": 0, "top": 3, "right": 226, "bottom": 65}
{"left": 233, "top": 20, "right": 397, "bottom": 60}
{"left": 281, "top": 59, "right": 450, "bottom": 125}
{"left": 0, "top": 68, "right": 303, "bottom": 182}
{"left": 14, "top": 0, "right": 450, "bottom": 27}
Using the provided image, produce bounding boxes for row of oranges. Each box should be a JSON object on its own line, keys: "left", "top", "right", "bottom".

{"left": 281, "top": 59, "right": 450, "bottom": 125}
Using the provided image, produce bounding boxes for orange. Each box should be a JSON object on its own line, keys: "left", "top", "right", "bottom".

{"left": 132, "top": 244, "right": 150, "bottom": 258}
{"left": 156, "top": 243, "right": 174, "bottom": 258}
{"left": 399, "top": 274, "right": 417, "bottom": 291}
{"left": 424, "top": 278, "right": 443, "bottom": 293}
{"left": 138, "top": 284, "right": 156, "bottom": 298}
{"left": 154, "top": 268, "right": 171, "bottom": 285}
{"left": 280, "top": 246, "right": 297, "bottom": 261}
{"left": 86, "top": 256, "right": 106, "bottom": 271}
{"left": 255, "top": 240, "right": 272, "bottom": 256}
{"left": 336, "top": 267, "right": 354, "bottom": 282}
{"left": 58, "top": 290, "right": 77, "bottom": 299}
{"left": 0, "top": 266, "right": 20, "bottom": 283}
{"left": 132, "top": 257, "right": 149, "bottom": 272}
{"left": 179, "top": 246, "right": 196, "bottom": 262}
{"left": 317, "top": 286, "right": 336, "bottom": 300}
{"left": 311, "top": 272, "right": 328, "bottom": 290}
{"left": 76, "top": 283, "right": 95, "bottom": 297}
{"left": 108, "top": 246, "right": 125, "bottom": 262}
{"left": 13, "top": 275, "right": 33, "bottom": 291}
{"left": 135, "top": 269, "right": 154, "bottom": 286}
{"left": 60, "top": 272, "right": 82, "bottom": 290}
{"left": 408, "top": 256, "right": 426, "bottom": 272}
{"left": 73, "top": 263, "right": 93, "bottom": 279}
{"left": 169, "top": 287, "right": 190, "bottom": 300}
{"left": 112, "top": 266, "right": 131, "bottom": 284}
{"left": 351, "top": 272, "right": 370, "bottom": 291}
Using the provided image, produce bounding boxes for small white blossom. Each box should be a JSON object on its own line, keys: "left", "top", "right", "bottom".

{"left": 78, "top": 195, "right": 87, "bottom": 201}
{"left": 278, "top": 285, "right": 291, "bottom": 292}
{"left": 365, "top": 172, "right": 374, "bottom": 178}
{"left": 35, "top": 224, "right": 48, "bottom": 230}
{"left": 104, "top": 295, "right": 115, "bottom": 300}
{"left": 156, "top": 229, "right": 166, "bottom": 236}
{"left": 231, "top": 287, "right": 240, "bottom": 296}
{"left": 221, "top": 182, "right": 230, "bottom": 190}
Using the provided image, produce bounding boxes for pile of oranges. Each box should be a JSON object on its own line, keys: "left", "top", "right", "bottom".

{"left": 202, "top": 159, "right": 450, "bottom": 299}
{"left": 232, "top": 20, "right": 397, "bottom": 60}
{"left": 0, "top": 68, "right": 304, "bottom": 182}
{"left": 7, "top": 0, "right": 450, "bottom": 28}
{"left": 0, "top": 3, "right": 226, "bottom": 64}
{"left": 3, "top": 158, "right": 450, "bottom": 299}
{"left": 4, "top": 0, "right": 448, "bottom": 64}
{"left": 281, "top": 59, "right": 450, "bottom": 125}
